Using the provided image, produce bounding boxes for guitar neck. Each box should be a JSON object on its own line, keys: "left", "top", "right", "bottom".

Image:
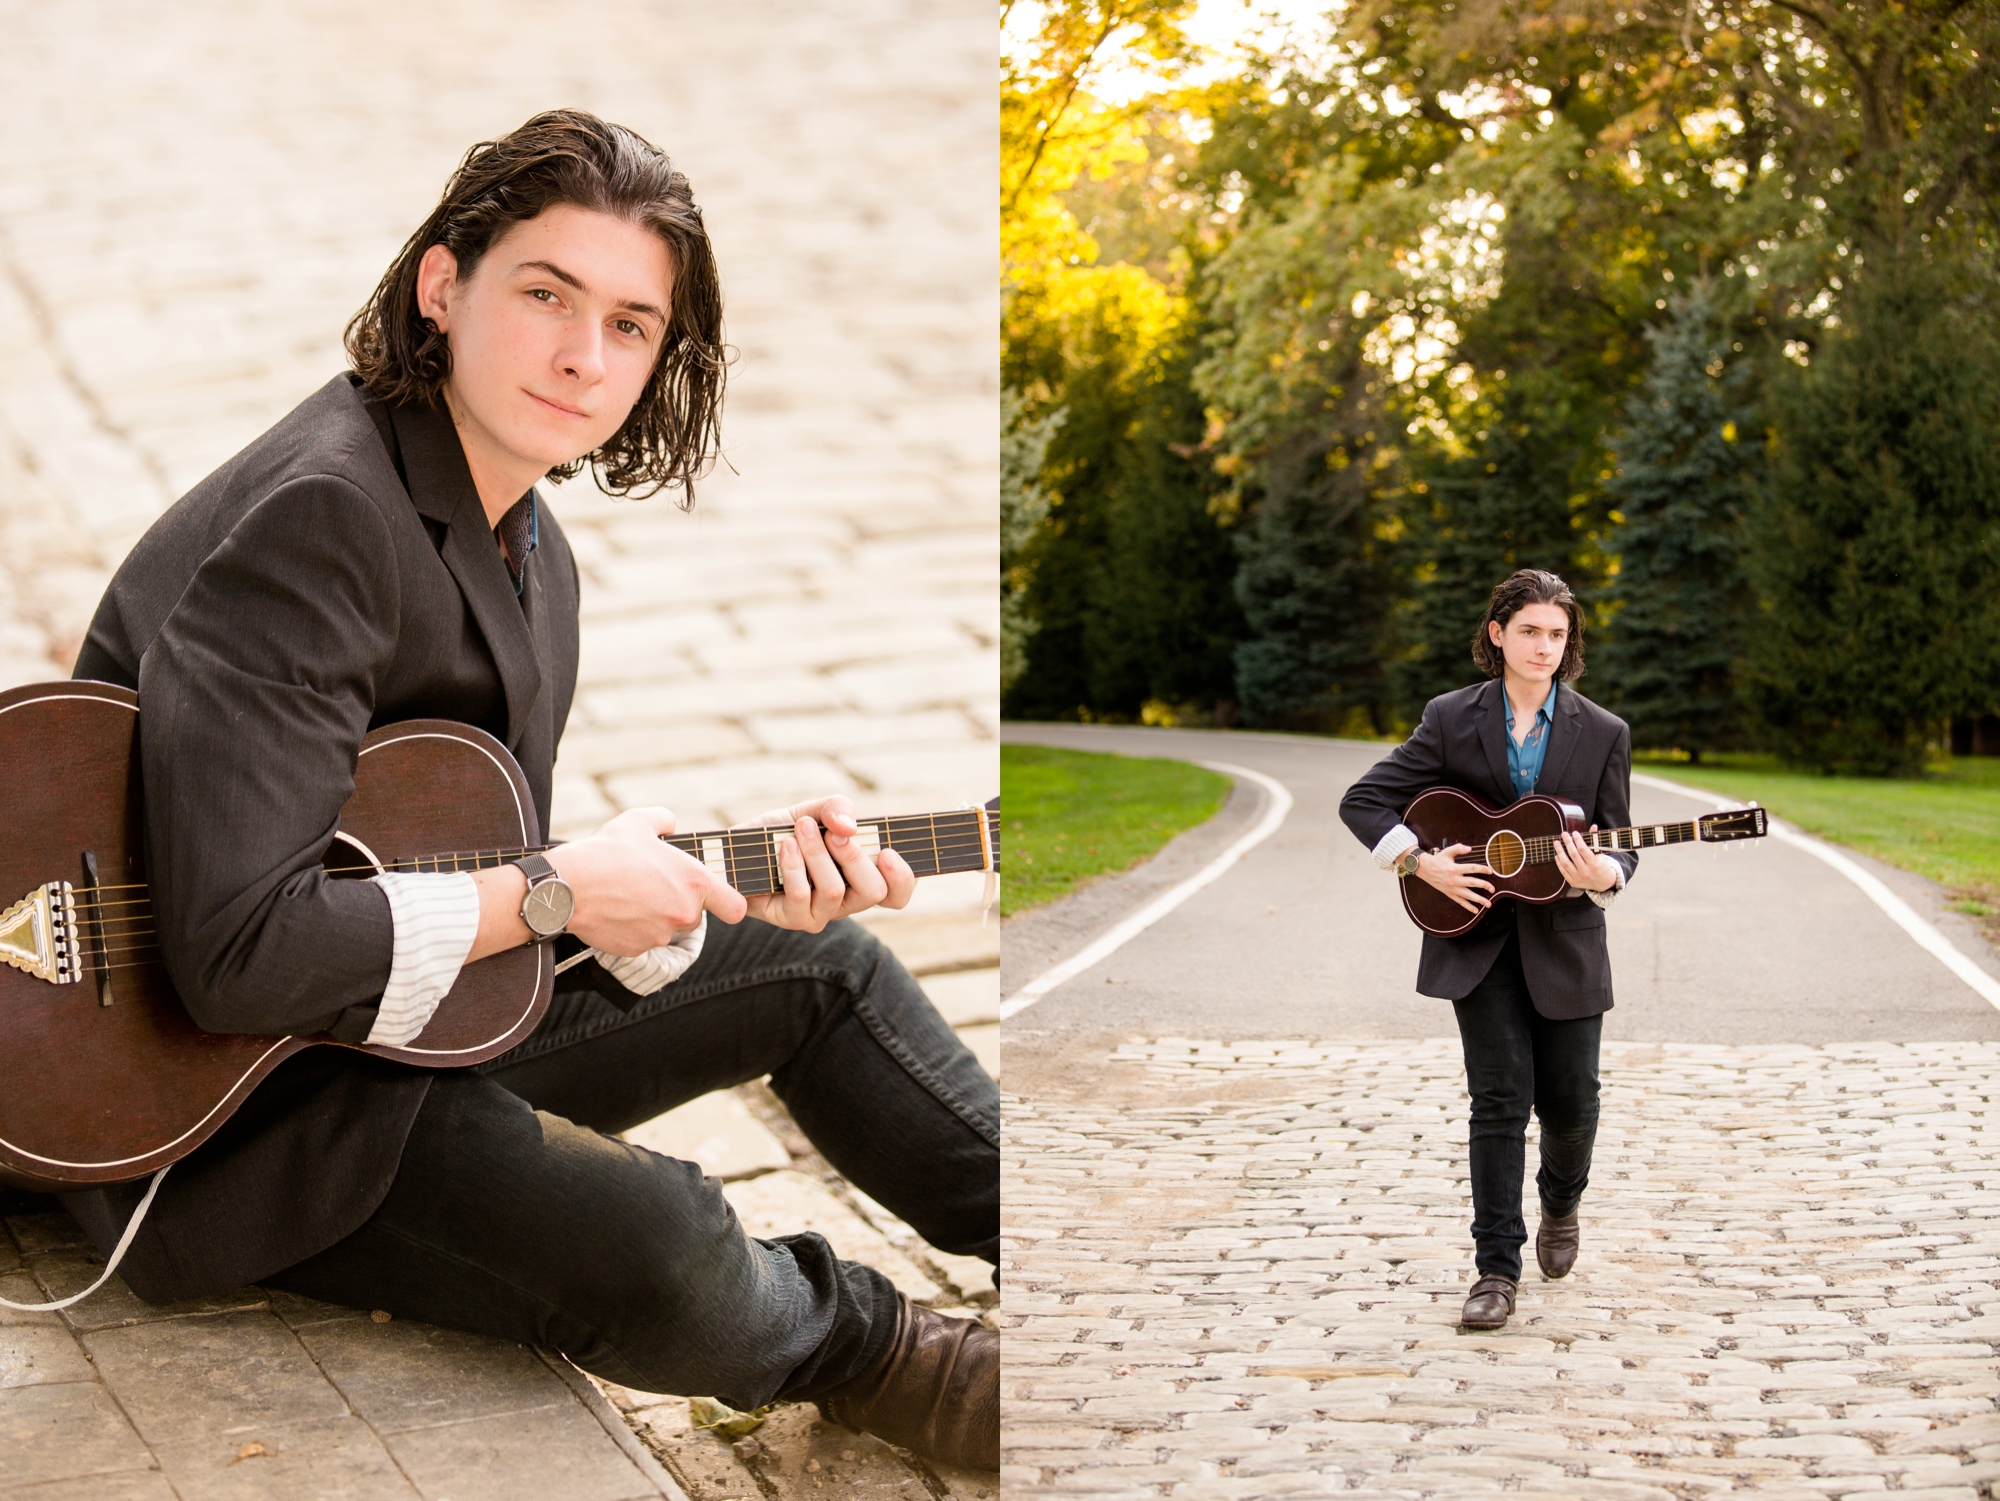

{"left": 372, "top": 806, "right": 1002, "bottom": 897}
{"left": 1521, "top": 818, "right": 1702, "bottom": 866}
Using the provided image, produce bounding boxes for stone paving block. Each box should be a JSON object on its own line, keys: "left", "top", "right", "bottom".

{"left": 558, "top": 722, "right": 763, "bottom": 776}
{"left": 0, "top": 1317, "right": 94, "bottom": 1389}
{"left": 723, "top": 1172, "right": 942, "bottom": 1303}
{"left": 624, "top": 1090, "right": 793, "bottom": 1182}
{"left": 744, "top": 708, "right": 982, "bottom": 755}
{"left": 82, "top": 1309, "right": 348, "bottom": 1445}
{"left": 26, "top": 1247, "right": 269, "bottom": 1334}
{"left": 0, "top": 1379, "right": 156, "bottom": 1489}
{"left": 580, "top": 674, "right": 846, "bottom": 729}
{"left": 293, "top": 1316, "right": 573, "bottom": 1434}
{"left": 841, "top": 745, "right": 1000, "bottom": 801}
{"left": 856, "top": 910, "right": 999, "bottom": 975}
{"left": 920, "top": 967, "right": 1000, "bottom": 1027}
{"left": 604, "top": 754, "right": 855, "bottom": 821}
{"left": 380, "top": 1399, "right": 656, "bottom": 1501}
{"left": 958, "top": 1024, "right": 999, "bottom": 1082}
{"left": 149, "top": 1414, "right": 419, "bottom": 1501}
{"left": 830, "top": 655, "right": 998, "bottom": 716}
{"left": 0, "top": 1472, "right": 182, "bottom": 1501}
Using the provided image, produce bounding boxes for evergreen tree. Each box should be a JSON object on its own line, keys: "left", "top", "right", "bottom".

{"left": 1743, "top": 268, "right": 2000, "bottom": 774}
{"left": 1596, "top": 289, "right": 1755, "bottom": 760}
{"left": 1231, "top": 422, "right": 1393, "bottom": 731}
{"left": 1394, "top": 386, "right": 1599, "bottom": 715}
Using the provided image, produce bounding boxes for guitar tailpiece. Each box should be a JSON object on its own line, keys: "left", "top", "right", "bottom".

{"left": 0, "top": 881, "right": 83, "bottom": 985}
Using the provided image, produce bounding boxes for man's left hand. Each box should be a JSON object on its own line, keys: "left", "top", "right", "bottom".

{"left": 1552, "top": 826, "right": 1621, "bottom": 894}
{"left": 737, "top": 795, "right": 918, "bottom": 931}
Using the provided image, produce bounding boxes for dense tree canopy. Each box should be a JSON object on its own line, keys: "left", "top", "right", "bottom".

{"left": 1002, "top": 0, "right": 2000, "bottom": 760}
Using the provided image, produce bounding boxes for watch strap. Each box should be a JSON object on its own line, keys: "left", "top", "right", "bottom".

{"left": 512, "top": 852, "right": 558, "bottom": 887}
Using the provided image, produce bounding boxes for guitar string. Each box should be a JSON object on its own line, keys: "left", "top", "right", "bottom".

{"left": 32, "top": 816, "right": 1003, "bottom": 899}
{"left": 56, "top": 831, "right": 999, "bottom": 916}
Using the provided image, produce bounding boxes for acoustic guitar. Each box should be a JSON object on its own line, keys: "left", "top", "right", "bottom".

{"left": 0, "top": 681, "right": 1000, "bottom": 1192}
{"left": 1396, "top": 784, "right": 1767, "bottom": 937}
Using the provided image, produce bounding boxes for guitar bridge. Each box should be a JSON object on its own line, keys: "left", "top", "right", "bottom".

{"left": 0, "top": 881, "right": 83, "bottom": 985}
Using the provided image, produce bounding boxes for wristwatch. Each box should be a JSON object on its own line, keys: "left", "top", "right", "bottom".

{"left": 509, "top": 852, "right": 574, "bottom": 941}
{"left": 1394, "top": 847, "right": 1422, "bottom": 879}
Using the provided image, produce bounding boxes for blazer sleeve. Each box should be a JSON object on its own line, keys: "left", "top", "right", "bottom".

{"left": 1594, "top": 717, "right": 1638, "bottom": 888}
{"left": 1339, "top": 697, "right": 1448, "bottom": 851}
{"left": 136, "top": 475, "right": 401, "bottom": 1036}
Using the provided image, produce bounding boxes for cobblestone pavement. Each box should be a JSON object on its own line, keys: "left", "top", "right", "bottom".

{"left": 0, "top": 2, "right": 996, "bottom": 1497}
{"left": 1003, "top": 1038, "right": 2000, "bottom": 1498}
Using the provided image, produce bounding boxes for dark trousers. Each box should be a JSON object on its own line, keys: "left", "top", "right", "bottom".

{"left": 265, "top": 916, "right": 999, "bottom": 1411}
{"left": 1451, "top": 929, "right": 1601, "bottom": 1281}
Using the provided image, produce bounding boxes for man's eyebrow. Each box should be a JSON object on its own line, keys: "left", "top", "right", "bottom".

{"left": 518, "top": 259, "right": 667, "bottom": 322}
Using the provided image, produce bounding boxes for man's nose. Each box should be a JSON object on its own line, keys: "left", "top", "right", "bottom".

{"left": 557, "top": 322, "right": 605, "bottom": 383}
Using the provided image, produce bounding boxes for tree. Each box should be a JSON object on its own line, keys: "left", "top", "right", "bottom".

{"left": 1001, "top": 391, "right": 1062, "bottom": 691}
{"left": 1743, "top": 267, "right": 2000, "bottom": 773}
{"left": 1595, "top": 288, "right": 1755, "bottom": 758}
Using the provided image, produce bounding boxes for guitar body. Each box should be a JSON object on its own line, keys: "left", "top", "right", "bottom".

{"left": 0, "top": 684, "right": 549, "bottom": 1191}
{"left": 1397, "top": 785, "right": 1587, "bottom": 938}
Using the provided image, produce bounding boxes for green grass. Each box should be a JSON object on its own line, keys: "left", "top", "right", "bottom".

{"left": 1633, "top": 752, "right": 2000, "bottom": 896}
{"left": 1000, "top": 744, "right": 1231, "bottom": 916}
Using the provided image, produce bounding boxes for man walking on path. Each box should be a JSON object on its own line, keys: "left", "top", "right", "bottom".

{"left": 1340, "top": 568, "right": 1636, "bottom": 1329}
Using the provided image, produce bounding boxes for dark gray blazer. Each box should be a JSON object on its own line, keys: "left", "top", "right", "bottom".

{"left": 61, "top": 374, "right": 580, "bottom": 1301}
{"left": 1339, "top": 677, "right": 1637, "bottom": 1019}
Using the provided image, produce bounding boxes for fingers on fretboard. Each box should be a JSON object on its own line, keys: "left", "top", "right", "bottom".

{"left": 662, "top": 810, "right": 998, "bottom": 897}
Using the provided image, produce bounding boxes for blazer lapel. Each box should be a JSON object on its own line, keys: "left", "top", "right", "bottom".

{"left": 389, "top": 402, "right": 544, "bottom": 748}
{"left": 1535, "top": 684, "right": 1584, "bottom": 795}
{"left": 1472, "top": 678, "right": 1515, "bottom": 804}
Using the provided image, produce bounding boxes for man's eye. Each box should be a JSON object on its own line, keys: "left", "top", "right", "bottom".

{"left": 615, "top": 319, "right": 645, "bottom": 337}
{"left": 530, "top": 288, "right": 557, "bottom": 303}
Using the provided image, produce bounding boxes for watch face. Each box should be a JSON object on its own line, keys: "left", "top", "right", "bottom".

{"left": 523, "top": 879, "right": 574, "bottom": 937}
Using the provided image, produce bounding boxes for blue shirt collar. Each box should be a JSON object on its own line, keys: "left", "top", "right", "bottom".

{"left": 1503, "top": 678, "right": 1559, "bottom": 732}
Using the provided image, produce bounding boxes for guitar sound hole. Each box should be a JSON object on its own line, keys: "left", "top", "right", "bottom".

{"left": 1486, "top": 829, "right": 1526, "bottom": 878}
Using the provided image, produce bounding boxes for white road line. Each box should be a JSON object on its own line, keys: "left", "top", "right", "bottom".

{"left": 1001, "top": 760, "right": 1294, "bottom": 1020}
{"left": 1633, "top": 770, "right": 2000, "bottom": 1012}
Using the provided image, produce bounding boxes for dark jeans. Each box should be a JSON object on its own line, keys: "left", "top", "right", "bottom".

{"left": 1451, "top": 929, "right": 1601, "bottom": 1282}
{"left": 265, "top": 916, "right": 999, "bottom": 1410}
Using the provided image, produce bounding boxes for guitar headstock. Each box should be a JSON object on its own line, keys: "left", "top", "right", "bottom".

{"left": 1697, "top": 805, "right": 1768, "bottom": 842}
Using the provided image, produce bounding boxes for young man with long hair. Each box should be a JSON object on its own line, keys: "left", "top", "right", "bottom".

{"left": 1340, "top": 569, "right": 1636, "bottom": 1331}
{"left": 56, "top": 110, "right": 997, "bottom": 1468}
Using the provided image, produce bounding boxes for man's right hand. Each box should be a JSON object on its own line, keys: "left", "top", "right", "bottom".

{"left": 1416, "top": 843, "right": 1495, "bottom": 915}
{"left": 468, "top": 806, "right": 746, "bottom": 963}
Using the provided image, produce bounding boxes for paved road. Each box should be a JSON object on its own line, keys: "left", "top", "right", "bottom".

{"left": 1000, "top": 723, "right": 2000, "bottom": 1498}
{"left": 1002, "top": 722, "right": 2000, "bottom": 1051}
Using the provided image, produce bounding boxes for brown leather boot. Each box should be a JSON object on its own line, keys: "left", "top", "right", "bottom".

{"left": 817, "top": 1296, "right": 998, "bottom": 1471}
{"left": 1460, "top": 1274, "right": 1517, "bottom": 1329}
{"left": 1536, "top": 1208, "right": 1580, "bottom": 1280}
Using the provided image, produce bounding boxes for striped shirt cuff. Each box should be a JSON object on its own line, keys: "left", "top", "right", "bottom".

{"left": 596, "top": 915, "right": 708, "bottom": 997}
{"left": 1585, "top": 865, "right": 1627, "bottom": 909}
{"left": 1371, "top": 824, "right": 1420, "bottom": 870}
{"left": 367, "top": 871, "right": 481, "bottom": 1047}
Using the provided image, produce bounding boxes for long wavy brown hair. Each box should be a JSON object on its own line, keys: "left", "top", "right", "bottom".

{"left": 345, "top": 109, "right": 725, "bottom": 503}
{"left": 1470, "top": 568, "right": 1587, "bottom": 682}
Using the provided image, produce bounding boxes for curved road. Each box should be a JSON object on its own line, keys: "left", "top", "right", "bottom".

{"left": 1002, "top": 722, "right": 2000, "bottom": 1051}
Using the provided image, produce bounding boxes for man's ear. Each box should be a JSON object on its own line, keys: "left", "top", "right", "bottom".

{"left": 414, "top": 243, "right": 460, "bottom": 332}
{"left": 1487, "top": 618, "right": 1505, "bottom": 649}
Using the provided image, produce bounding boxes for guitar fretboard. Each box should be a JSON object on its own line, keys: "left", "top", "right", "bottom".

{"left": 374, "top": 805, "right": 1002, "bottom": 897}
{"left": 1522, "top": 819, "right": 1700, "bottom": 865}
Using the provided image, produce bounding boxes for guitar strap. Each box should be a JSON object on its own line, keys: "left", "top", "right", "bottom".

{"left": 0, "top": 1164, "right": 171, "bottom": 1312}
